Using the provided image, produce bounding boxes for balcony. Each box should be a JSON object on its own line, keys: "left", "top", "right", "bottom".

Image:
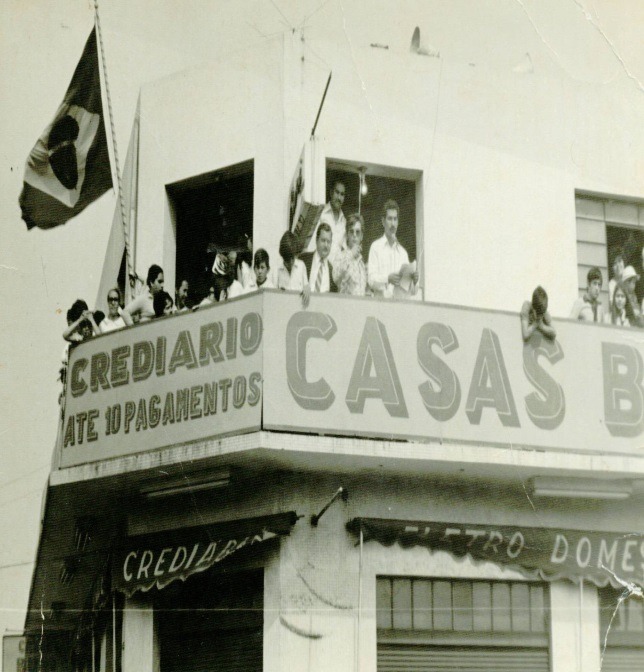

{"left": 57, "top": 288, "right": 642, "bottom": 477}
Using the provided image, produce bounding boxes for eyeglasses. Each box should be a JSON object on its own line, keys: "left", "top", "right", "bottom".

{"left": 108, "top": 297, "right": 119, "bottom": 303}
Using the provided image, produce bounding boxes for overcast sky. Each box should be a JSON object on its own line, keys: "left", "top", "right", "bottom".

{"left": 1, "top": 0, "right": 642, "bottom": 662}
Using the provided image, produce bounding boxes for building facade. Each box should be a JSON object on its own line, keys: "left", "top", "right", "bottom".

{"left": 24, "top": 12, "right": 644, "bottom": 672}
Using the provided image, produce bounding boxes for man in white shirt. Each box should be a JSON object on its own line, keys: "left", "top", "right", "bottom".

{"left": 368, "top": 199, "right": 419, "bottom": 299}
{"left": 300, "top": 223, "right": 338, "bottom": 294}
{"left": 305, "top": 180, "right": 346, "bottom": 262}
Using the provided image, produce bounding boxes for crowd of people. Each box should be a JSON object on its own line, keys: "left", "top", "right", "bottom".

{"left": 59, "top": 183, "right": 643, "bottom": 395}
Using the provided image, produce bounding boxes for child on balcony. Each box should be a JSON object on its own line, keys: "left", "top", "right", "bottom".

{"left": 520, "top": 286, "right": 556, "bottom": 342}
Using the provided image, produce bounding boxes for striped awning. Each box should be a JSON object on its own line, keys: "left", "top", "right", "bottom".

{"left": 113, "top": 511, "right": 298, "bottom": 596}
{"left": 347, "top": 517, "right": 644, "bottom": 589}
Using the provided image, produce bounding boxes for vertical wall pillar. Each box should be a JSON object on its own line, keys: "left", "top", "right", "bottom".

{"left": 549, "top": 581, "right": 600, "bottom": 672}
{"left": 121, "top": 595, "right": 159, "bottom": 672}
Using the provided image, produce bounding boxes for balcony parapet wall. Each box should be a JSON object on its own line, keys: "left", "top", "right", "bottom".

{"left": 59, "top": 290, "right": 643, "bottom": 470}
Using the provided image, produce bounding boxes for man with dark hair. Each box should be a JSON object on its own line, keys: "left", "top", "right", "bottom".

{"left": 570, "top": 267, "right": 604, "bottom": 322}
{"left": 276, "top": 231, "right": 310, "bottom": 307}
{"left": 520, "top": 286, "right": 556, "bottom": 341}
{"left": 63, "top": 299, "right": 98, "bottom": 343}
{"left": 175, "top": 279, "right": 191, "bottom": 312}
{"left": 300, "top": 222, "right": 338, "bottom": 294}
{"left": 305, "top": 179, "right": 346, "bottom": 262}
{"left": 368, "top": 199, "right": 419, "bottom": 299}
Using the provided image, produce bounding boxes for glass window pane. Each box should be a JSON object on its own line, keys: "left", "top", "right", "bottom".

{"left": 627, "top": 598, "right": 644, "bottom": 632}
{"left": 472, "top": 582, "right": 492, "bottom": 632}
{"left": 511, "top": 584, "right": 530, "bottom": 632}
{"left": 492, "top": 583, "right": 511, "bottom": 632}
{"left": 376, "top": 578, "right": 392, "bottom": 629}
{"left": 529, "top": 585, "right": 546, "bottom": 633}
{"left": 432, "top": 581, "right": 452, "bottom": 631}
{"left": 392, "top": 579, "right": 412, "bottom": 630}
{"left": 452, "top": 581, "right": 473, "bottom": 631}
{"left": 412, "top": 580, "right": 432, "bottom": 630}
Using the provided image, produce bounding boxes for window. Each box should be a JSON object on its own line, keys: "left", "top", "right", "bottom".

{"left": 168, "top": 160, "right": 254, "bottom": 305}
{"left": 575, "top": 195, "right": 644, "bottom": 309}
{"left": 599, "top": 586, "right": 644, "bottom": 671}
{"left": 326, "top": 164, "right": 418, "bottom": 263}
{"left": 376, "top": 577, "right": 549, "bottom": 672}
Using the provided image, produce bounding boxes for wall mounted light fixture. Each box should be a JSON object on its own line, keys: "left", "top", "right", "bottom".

{"left": 528, "top": 477, "right": 633, "bottom": 500}
{"left": 140, "top": 469, "right": 231, "bottom": 499}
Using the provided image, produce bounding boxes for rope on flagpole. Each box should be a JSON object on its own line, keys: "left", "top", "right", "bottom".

{"left": 93, "top": 0, "right": 136, "bottom": 295}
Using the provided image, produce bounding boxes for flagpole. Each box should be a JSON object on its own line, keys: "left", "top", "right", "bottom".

{"left": 93, "top": 0, "right": 136, "bottom": 301}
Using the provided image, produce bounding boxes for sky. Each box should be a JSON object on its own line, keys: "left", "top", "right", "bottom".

{"left": 0, "top": 0, "right": 643, "bottom": 664}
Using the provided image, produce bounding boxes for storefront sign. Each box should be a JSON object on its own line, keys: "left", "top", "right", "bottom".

{"left": 347, "top": 517, "right": 644, "bottom": 587}
{"left": 62, "top": 291, "right": 643, "bottom": 468}
{"left": 61, "top": 294, "right": 263, "bottom": 467}
{"left": 262, "top": 292, "right": 643, "bottom": 455}
{"left": 113, "top": 512, "right": 297, "bottom": 596}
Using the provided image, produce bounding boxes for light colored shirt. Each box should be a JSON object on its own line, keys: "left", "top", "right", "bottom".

{"left": 276, "top": 258, "right": 308, "bottom": 292}
{"left": 367, "top": 234, "right": 417, "bottom": 299}
{"left": 256, "top": 276, "right": 275, "bottom": 289}
{"left": 306, "top": 203, "right": 346, "bottom": 263}
{"left": 333, "top": 248, "right": 367, "bottom": 296}
{"left": 124, "top": 289, "right": 155, "bottom": 322}
{"left": 570, "top": 294, "right": 604, "bottom": 322}
{"left": 308, "top": 252, "right": 331, "bottom": 293}
{"left": 99, "top": 315, "right": 126, "bottom": 334}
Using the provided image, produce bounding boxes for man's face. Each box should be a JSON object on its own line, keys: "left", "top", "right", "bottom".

{"left": 626, "top": 277, "right": 637, "bottom": 293}
{"left": 317, "top": 230, "right": 332, "bottom": 260}
{"left": 382, "top": 208, "right": 398, "bottom": 242}
{"left": 348, "top": 221, "right": 363, "bottom": 249}
{"left": 150, "top": 273, "right": 164, "bottom": 295}
{"left": 107, "top": 292, "right": 120, "bottom": 317}
{"left": 612, "top": 257, "right": 624, "bottom": 279}
{"left": 588, "top": 278, "right": 602, "bottom": 300}
{"left": 255, "top": 261, "right": 268, "bottom": 285}
{"left": 178, "top": 281, "right": 189, "bottom": 301}
{"left": 330, "top": 183, "right": 345, "bottom": 212}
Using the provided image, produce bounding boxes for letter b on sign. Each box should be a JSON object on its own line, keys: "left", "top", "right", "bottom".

{"left": 602, "top": 342, "right": 644, "bottom": 438}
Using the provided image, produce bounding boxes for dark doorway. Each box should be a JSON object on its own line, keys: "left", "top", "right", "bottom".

{"left": 168, "top": 160, "right": 253, "bottom": 306}
{"left": 157, "top": 568, "right": 263, "bottom": 672}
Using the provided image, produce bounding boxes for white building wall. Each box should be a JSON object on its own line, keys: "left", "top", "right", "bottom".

{"left": 132, "top": 20, "right": 643, "bottom": 318}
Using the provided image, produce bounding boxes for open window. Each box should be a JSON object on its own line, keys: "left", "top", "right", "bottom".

{"left": 575, "top": 194, "right": 644, "bottom": 309}
{"left": 326, "top": 160, "right": 423, "bottom": 298}
{"left": 168, "top": 160, "right": 254, "bottom": 306}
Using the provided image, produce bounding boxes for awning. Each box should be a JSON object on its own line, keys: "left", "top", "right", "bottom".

{"left": 113, "top": 511, "right": 298, "bottom": 596}
{"left": 347, "top": 518, "right": 644, "bottom": 588}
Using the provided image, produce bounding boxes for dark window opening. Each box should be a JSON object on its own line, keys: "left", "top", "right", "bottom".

{"left": 327, "top": 165, "right": 417, "bottom": 263}
{"left": 168, "top": 160, "right": 254, "bottom": 306}
{"left": 607, "top": 224, "right": 644, "bottom": 304}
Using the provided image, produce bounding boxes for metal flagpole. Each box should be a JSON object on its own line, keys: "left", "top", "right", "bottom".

{"left": 93, "top": 0, "right": 136, "bottom": 301}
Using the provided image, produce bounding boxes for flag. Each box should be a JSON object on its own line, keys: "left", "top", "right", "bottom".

{"left": 20, "top": 28, "right": 113, "bottom": 230}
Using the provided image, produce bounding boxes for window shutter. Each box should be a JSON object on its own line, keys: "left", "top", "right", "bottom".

{"left": 378, "top": 643, "right": 549, "bottom": 672}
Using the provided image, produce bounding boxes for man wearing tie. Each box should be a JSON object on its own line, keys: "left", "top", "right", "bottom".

{"left": 300, "top": 223, "right": 338, "bottom": 294}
